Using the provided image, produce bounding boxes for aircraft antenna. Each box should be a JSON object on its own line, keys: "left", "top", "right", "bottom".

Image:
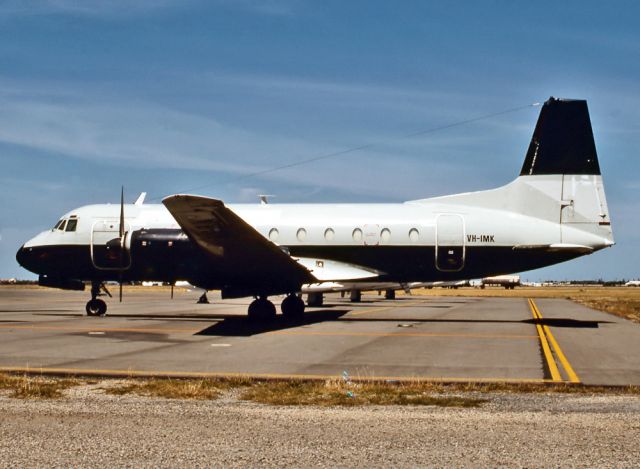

{"left": 149, "top": 101, "right": 540, "bottom": 200}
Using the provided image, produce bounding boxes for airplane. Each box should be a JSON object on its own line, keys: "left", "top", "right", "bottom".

{"left": 16, "top": 97, "right": 614, "bottom": 319}
{"left": 481, "top": 275, "right": 521, "bottom": 289}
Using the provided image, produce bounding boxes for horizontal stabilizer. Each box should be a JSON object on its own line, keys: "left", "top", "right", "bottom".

{"left": 513, "top": 243, "right": 594, "bottom": 254}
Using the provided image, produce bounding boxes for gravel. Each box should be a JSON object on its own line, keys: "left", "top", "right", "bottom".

{"left": 1, "top": 384, "right": 639, "bottom": 467}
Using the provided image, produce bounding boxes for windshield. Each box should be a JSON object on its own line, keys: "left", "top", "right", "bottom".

{"left": 65, "top": 219, "right": 78, "bottom": 232}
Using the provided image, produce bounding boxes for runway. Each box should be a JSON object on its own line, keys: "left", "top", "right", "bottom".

{"left": 1, "top": 287, "right": 639, "bottom": 386}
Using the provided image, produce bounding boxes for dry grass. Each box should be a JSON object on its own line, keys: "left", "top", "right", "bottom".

{"left": 239, "top": 380, "right": 488, "bottom": 407}
{"left": 103, "top": 378, "right": 244, "bottom": 399}
{"left": 102, "top": 378, "right": 640, "bottom": 403}
{"left": 571, "top": 297, "right": 640, "bottom": 323}
{"left": 0, "top": 373, "right": 80, "bottom": 399}
{"left": 0, "top": 284, "right": 195, "bottom": 293}
{"left": 239, "top": 380, "right": 640, "bottom": 406}
{"left": 409, "top": 286, "right": 640, "bottom": 323}
{"left": 3, "top": 374, "right": 640, "bottom": 403}
{"left": 438, "top": 381, "right": 640, "bottom": 395}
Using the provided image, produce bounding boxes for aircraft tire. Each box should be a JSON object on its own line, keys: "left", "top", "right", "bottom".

{"left": 281, "top": 294, "right": 305, "bottom": 319}
{"left": 248, "top": 298, "right": 276, "bottom": 320}
{"left": 86, "top": 299, "right": 107, "bottom": 316}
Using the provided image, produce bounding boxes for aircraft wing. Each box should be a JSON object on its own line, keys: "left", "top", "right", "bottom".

{"left": 162, "top": 195, "right": 316, "bottom": 294}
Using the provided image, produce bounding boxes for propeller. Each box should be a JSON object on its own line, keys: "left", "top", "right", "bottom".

{"left": 119, "top": 186, "right": 125, "bottom": 302}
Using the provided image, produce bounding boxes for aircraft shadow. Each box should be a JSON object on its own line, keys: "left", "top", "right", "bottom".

{"left": 340, "top": 317, "right": 610, "bottom": 328}
{"left": 3, "top": 309, "right": 79, "bottom": 314}
{"left": 32, "top": 312, "right": 246, "bottom": 321}
{"left": 523, "top": 317, "right": 610, "bottom": 328}
{"left": 196, "top": 309, "right": 349, "bottom": 337}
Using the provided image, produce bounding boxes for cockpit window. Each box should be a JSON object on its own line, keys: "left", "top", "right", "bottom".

{"left": 65, "top": 219, "right": 78, "bottom": 232}
{"left": 53, "top": 219, "right": 64, "bottom": 230}
{"left": 58, "top": 220, "right": 67, "bottom": 231}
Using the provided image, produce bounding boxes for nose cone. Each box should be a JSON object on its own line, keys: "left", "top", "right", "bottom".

{"left": 16, "top": 245, "right": 37, "bottom": 274}
{"left": 16, "top": 245, "right": 26, "bottom": 266}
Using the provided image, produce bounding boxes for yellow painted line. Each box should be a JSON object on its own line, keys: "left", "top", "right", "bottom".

{"left": 528, "top": 298, "right": 562, "bottom": 382}
{"left": 529, "top": 299, "right": 581, "bottom": 384}
{"left": 0, "top": 324, "right": 200, "bottom": 334}
{"left": 0, "top": 365, "right": 552, "bottom": 384}
{"left": 270, "top": 330, "right": 538, "bottom": 339}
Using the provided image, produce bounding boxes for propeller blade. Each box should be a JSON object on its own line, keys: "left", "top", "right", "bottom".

{"left": 119, "top": 186, "right": 125, "bottom": 238}
{"left": 119, "top": 186, "right": 125, "bottom": 303}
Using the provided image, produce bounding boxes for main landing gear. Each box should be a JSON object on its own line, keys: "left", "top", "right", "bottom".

{"left": 247, "top": 294, "right": 306, "bottom": 321}
{"left": 86, "top": 281, "right": 110, "bottom": 316}
{"left": 281, "top": 294, "right": 305, "bottom": 319}
{"left": 248, "top": 297, "right": 276, "bottom": 320}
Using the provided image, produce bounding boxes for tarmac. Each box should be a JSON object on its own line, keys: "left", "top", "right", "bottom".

{"left": 1, "top": 287, "right": 639, "bottom": 386}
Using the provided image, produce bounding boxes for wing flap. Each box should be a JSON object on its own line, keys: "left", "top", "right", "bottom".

{"left": 295, "top": 258, "right": 379, "bottom": 281}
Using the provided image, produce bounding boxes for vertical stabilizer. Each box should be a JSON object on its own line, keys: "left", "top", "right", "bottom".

{"left": 520, "top": 97, "right": 600, "bottom": 176}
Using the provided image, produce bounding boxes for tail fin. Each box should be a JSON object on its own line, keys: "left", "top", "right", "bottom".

{"left": 410, "top": 96, "right": 613, "bottom": 250}
{"left": 520, "top": 97, "right": 600, "bottom": 176}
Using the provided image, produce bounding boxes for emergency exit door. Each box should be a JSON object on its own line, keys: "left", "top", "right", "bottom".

{"left": 436, "top": 214, "right": 465, "bottom": 272}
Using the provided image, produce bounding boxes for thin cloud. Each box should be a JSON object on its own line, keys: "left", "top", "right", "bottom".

{"left": 0, "top": 76, "right": 533, "bottom": 202}
{"left": 0, "top": 0, "right": 301, "bottom": 18}
{"left": 0, "top": 0, "right": 190, "bottom": 17}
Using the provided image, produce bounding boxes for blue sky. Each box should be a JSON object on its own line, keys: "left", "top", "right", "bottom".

{"left": 1, "top": 0, "right": 638, "bottom": 280}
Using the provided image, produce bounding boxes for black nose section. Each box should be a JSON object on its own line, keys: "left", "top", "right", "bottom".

{"left": 16, "top": 245, "right": 35, "bottom": 273}
{"left": 16, "top": 245, "right": 26, "bottom": 266}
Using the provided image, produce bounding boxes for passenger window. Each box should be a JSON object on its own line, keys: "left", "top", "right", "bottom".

{"left": 58, "top": 220, "right": 67, "bottom": 231}
{"left": 65, "top": 219, "right": 78, "bottom": 232}
{"left": 324, "top": 228, "right": 335, "bottom": 241}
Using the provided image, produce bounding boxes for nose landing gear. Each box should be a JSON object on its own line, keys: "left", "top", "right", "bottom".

{"left": 86, "top": 298, "right": 107, "bottom": 316}
{"left": 86, "top": 281, "right": 110, "bottom": 316}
